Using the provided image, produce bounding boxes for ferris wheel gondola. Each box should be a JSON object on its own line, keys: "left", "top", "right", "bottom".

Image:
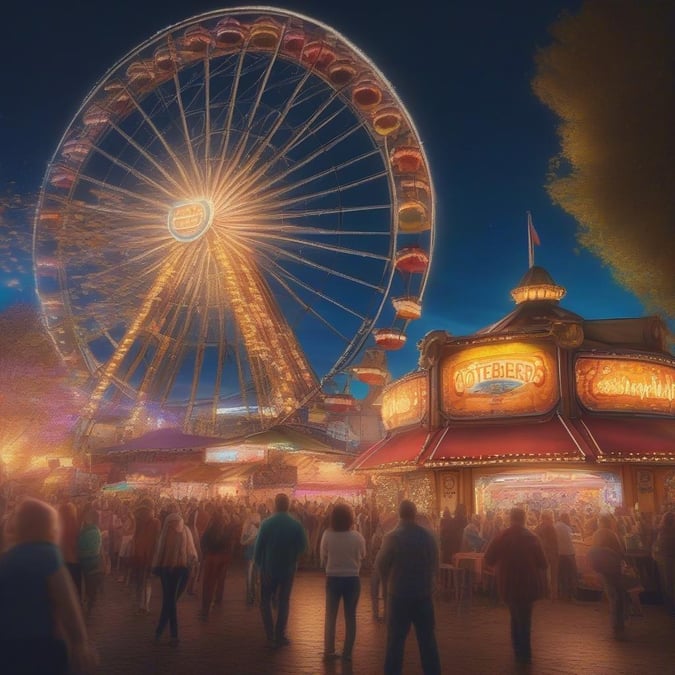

{"left": 33, "top": 7, "right": 435, "bottom": 437}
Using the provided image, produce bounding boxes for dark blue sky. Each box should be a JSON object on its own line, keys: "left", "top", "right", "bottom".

{"left": 0, "top": 0, "right": 649, "bottom": 381}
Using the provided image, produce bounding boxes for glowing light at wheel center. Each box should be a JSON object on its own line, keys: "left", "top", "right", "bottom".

{"left": 167, "top": 199, "right": 214, "bottom": 242}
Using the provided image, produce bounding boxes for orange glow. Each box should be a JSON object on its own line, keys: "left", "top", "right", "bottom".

{"left": 576, "top": 355, "right": 675, "bottom": 415}
{"left": 381, "top": 372, "right": 428, "bottom": 430}
{"left": 440, "top": 342, "right": 559, "bottom": 418}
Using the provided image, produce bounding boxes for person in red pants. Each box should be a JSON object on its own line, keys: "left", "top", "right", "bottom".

{"left": 199, "top": 507, "right": 233, "bottom": 619}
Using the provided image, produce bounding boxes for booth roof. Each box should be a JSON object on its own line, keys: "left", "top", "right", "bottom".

{"left": 94, "top": 428, "right": 226, "bottom": 454}
{"left": 349, "top": 414, "right": 597, "bottom": 470}
{"left": 574, "top": 415, "right": 675, "bottom": 462}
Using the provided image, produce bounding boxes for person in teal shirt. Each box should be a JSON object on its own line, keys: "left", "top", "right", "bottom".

{"left": 254, "top": 493, "right": 308, "bottom": 647}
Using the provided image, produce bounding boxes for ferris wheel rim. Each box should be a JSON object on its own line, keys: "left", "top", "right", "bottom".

{"left": 33, "top": 6, "right": 435, "bottom": 427}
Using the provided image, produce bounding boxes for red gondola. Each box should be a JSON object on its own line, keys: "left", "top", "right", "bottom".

{"left": 215, "top": 18, "right": 247, "bottom": 47}
{"left": 390, "top": 146, "right": 423, "bottom": 174}
{"left": 302, "top": 41, "right": 336, "bottom": 70}
{"left": 352, "top": 80, "right": 382, "bottom": 110}
{"left": 373, "top": 328, "right": 407, "bottom": 351}
{"left": 395, "top": 246, "right": 429, "bottom": 274}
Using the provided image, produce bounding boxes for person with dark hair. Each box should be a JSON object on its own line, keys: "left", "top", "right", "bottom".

{"left": 320, "top": 502, "right": 366, "bottom": 662}
{"left": 484, "top": 507, "right": 548, "bottom": 665}
{"left": 152, "top": 508, "right": 198, "bottom": 646}
{"left": 375, "top": 499, "right": 441, "bottom": 675}
{"left": 254, "top": 493, "right": 308, "bottom": 648}
{"left": 0, "top": 497, "right": 98, "bottom": 675}
{"left": 77, "top": 507, "right": 103, "bottom": 617}
{"left": 199, "top": 507, "right": 233, "bottom": 620}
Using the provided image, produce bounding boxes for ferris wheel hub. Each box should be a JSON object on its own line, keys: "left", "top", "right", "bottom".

{"left": 167, "top": 199, "right": 214, "bottom": 242}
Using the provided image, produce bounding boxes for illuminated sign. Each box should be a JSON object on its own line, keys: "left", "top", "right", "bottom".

{"left": 576, "top": 356, "right": 675, "bottom": 415}
{"left": 381, "top": 372, "right": 428, "bottom": 430}
{"left": 167, "top": 199, "right": 214, "bottom": 242}
{"left": 441, "top": 342, "right": 558, "bottom": 418}
{"left": 204, "top": 446, "right": 267, "bottom": 464}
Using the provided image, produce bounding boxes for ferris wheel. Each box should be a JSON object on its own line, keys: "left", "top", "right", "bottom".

{"left": 33, "top": 7, "right": 434, "bottom": 436}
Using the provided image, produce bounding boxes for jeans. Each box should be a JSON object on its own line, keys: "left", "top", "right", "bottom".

{"left": 384, "top": 594, "right": 441, "bottom": 675}
{"left": 558, "top": 554, "right": 577, "bottom": 599}
{"left": 156, "top": 567, "right": 189, "bottom": 639}
{"left": 324, "top": 576, "right": 360, "bottom": 657}
{"left": 260, "top": 573, "right": 294, "bottom": 641}
{"left": 508, "top": 601, "right": 533, "bottom": 661}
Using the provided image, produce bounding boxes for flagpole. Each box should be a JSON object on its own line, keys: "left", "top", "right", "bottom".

{"left": 527, "top": 211, "right": 534, "bottom": 268}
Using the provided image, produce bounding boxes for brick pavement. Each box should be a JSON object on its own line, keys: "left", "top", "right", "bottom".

{"left": 86, "top": 563, "right": 675, "bottom": 675}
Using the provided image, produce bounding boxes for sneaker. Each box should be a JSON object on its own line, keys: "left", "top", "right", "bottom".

{"left": 323, "top": 652, "right": 340, "bottom": 662}
{"left": 276, "top": 636, "right": 291, "bottom": 647}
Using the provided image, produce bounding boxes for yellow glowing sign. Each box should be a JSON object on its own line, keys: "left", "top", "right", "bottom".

{"left": 381, "top": 372, "right": 428, "bottom": 430}
{"left": 576, "top": 356, "right": 675, "bottom": 415}
{"left": 441, "top": 342, "right": 558, "bottom": 418}
{"left": 167, "top": 200, "right": 213, "bottom": 242}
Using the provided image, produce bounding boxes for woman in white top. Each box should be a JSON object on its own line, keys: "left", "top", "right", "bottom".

{"left": 320, "top": 502, "right": 366, "bottom": 662}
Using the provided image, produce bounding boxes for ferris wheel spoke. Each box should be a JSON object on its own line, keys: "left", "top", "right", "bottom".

{"left": 88, "top": 144, "right": 181, "bottom": 202}
{"left": 230, "top": 234, "right": 383, "bottom": 291}
{"left": 228, "top": 124, "right": 372, "bottom": 209}
{"left": 118, "top": 86, "right": 194, "bottom": 192}
{"left": 221, "top": 89, "right": 349, "bottom": 207}
{"left": 103, "top": 118, "right": 188, "bottom": 195}
{"left": 233, "top": 203, "right": 391, "bottom": 222}
{"left": 262, "top": 253, "right": 368, "bottom": 324}
{"left": 265, "top": 265, "right": 353, "bottom": 344}
{"left": 203, "top": 49, "right": 212, "bottom": 185}
{"left": 228, "top": 168, "right": 389, "bottom": 218}
{"left": 231, "top": 148, "right": 384, "bottom": 212}
{"left": 167, "top": 37, "right": 204, "bottom": 185}
{"left": 48, "top": 193, "right": 159, "bottom": 223}
{"left": 216, "top": 48, "right": 322, "bottom": 200}
{"left": 212, "top": 32, "right": 288, "bottom": 195}
{"left": 212, "top": 44, "right": 249, "bottom": 191}
{"left": 74, "top": 173, "right": 169, "bottom": 210}
{"left": 240, "top": 230, "right": 390, "bottom": 262}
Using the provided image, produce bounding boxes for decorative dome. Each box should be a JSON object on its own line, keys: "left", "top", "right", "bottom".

{"left": 510, "top": 266, "right": 566, "bottom": 304}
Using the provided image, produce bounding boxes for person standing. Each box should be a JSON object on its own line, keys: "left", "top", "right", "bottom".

{"left": 199, "top": 507, "right": 232, "bottom": 620}
{"left": 554, "top": 512, "right": 577, "bottom": 601}
{"left": 254, "top": 493, "right": 308, "bottom": 648}
{"left": 240, "top": 510, "right": 261, "bottom": 605}
{"left": 77, "top": 507, "right": 103, "bottom": 617}
{"left": 375, "top": 500, "right": 441, "bottom": 675}
{"left": 484, "top": 507, "right": 548, "bottom": 665}
{"left": 152, "top": 508, "right": 198, "bottom": 646}
{"left": 0, "top": 497, "right": 98, "bottom": 675}
{"left": 588, "top": 514, "right": 628, "bottom": 640}
{"left": 535, "top": 510, "right": 559, "bottom": 600}
{"left": 132, "top": 498, "right": 161, "bottom": 615}
{"left": 320, "top": 502, "right": 366, "bottom": 662}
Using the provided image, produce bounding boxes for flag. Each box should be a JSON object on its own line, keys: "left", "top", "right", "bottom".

{"left": 527, "top": 211, "right": 540, "bottom": 268}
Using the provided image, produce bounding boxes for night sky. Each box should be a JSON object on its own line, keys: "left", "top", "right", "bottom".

{"left": 0, "top": 0, "right": 664, "bottom": 384}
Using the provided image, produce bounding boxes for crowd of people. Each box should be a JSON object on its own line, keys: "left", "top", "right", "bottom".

{"left": 0, "top": 484, "right": 674, "bottom": 674}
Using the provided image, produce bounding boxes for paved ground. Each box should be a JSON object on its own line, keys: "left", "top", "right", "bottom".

{"left": 86, "top": 562, "right": 675, "bottom": 675}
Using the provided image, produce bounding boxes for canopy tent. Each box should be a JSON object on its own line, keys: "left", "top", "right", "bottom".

{"left": 93, "top": 428, "right": 226, "bottom": 456}
{"left": 212, "top": 425, "right": 348, "bottom": 457}
{"left": 422, "top": 414, "right": 592, "bottom": 466}
{"left": 574, "top": 415, "right": 675, "bottom": 462}
{"left": 348, "top": 426, "right": 433, "bottom": 471}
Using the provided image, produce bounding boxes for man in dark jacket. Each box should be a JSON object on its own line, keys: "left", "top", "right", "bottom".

{"left": 484, "top": 507, "right": 548, "bottom": 665}
{"left": 254, "top": 493, "right": 308, "bottom": 647}
{"left": 375, "top": 500, "right": 441, "bottom": 675}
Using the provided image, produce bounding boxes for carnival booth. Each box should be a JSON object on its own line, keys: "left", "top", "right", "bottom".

{"left": 351, "top": 266, "right": 675, "bottom": 523}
